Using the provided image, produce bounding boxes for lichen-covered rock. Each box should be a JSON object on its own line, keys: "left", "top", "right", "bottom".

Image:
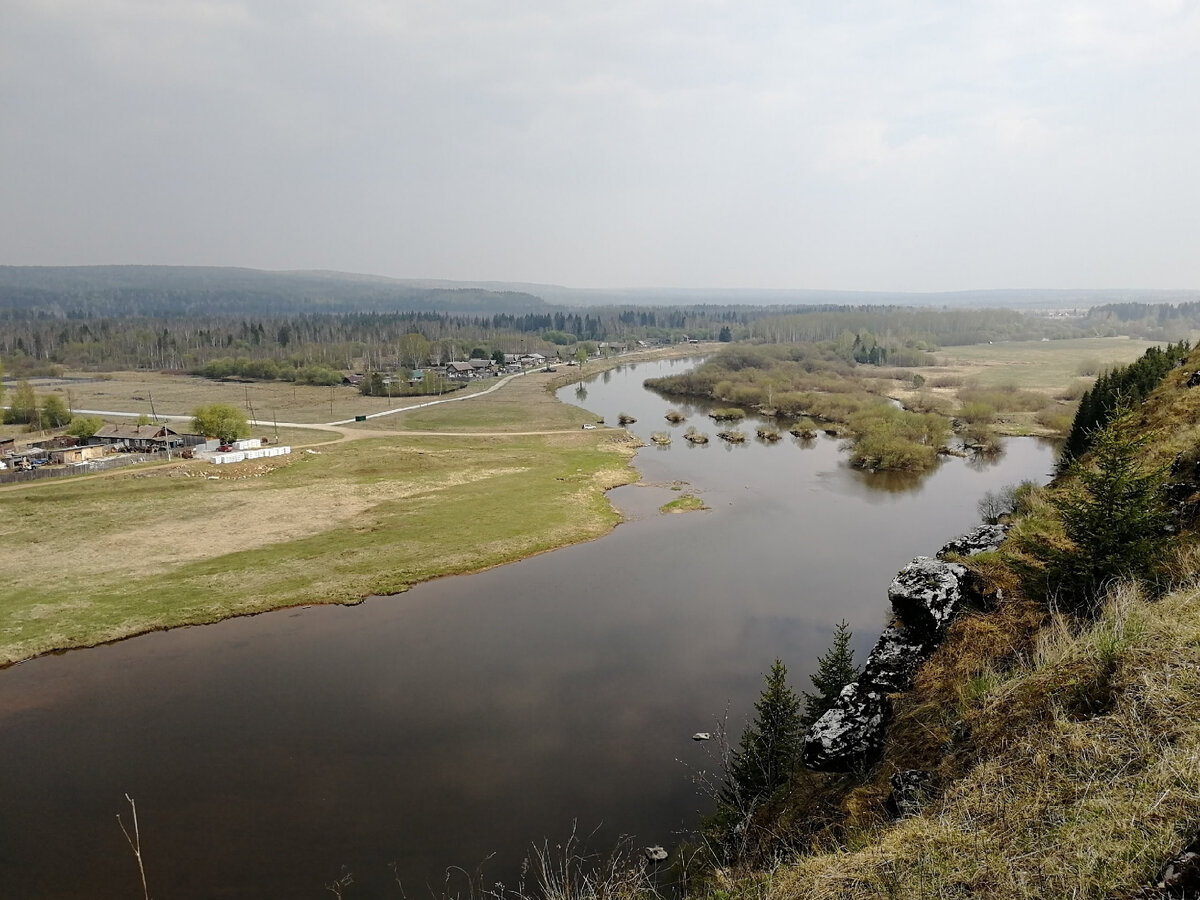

{"left": 888, "top": 557, "right": 967, "bottom": 640}
{"left": 937, "top": 523, "right": 1008, "bottom": 558}
{"left": 801, "top": 682, "right": 890, "bottom": 772}
{"left": 884, "top": 769, "right": 932, "bottom": 818}
{"left": 802, "top": 524, "right": 1012, "bottom": 774}
{"left": 861, "top": 623, "right": 936, "bottom": 693}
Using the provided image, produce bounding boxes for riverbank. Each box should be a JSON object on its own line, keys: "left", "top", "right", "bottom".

{"left": 1, "top": 351, "right": 714, "bottom": 667}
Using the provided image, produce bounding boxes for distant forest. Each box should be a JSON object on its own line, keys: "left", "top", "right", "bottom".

{"left": 0, "top": 266, "right": 1197, "bottom": 374}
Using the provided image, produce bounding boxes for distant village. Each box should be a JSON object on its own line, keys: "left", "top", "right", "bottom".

{"left": 0, "top": 338, "right": 698, "bottom": 483}
{"left": 0, "top": 423, "right": 290, "bottom": 481}
{"left": 343, "top": 341, "right": 678, "bottom": 388}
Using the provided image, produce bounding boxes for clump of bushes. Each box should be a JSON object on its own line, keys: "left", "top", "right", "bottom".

{"left": 617, "top": 413, "right": 636, "bottom": 425}
{"left": 650, "top": 432, "right": 671, "bottom": 445}
{"left": 756, "top": 426, "right": 782, "bottom": 442}
{"left": 717, "top": 430, "right": 747, "bottom": 443}
{"left": 846, "top": 405, "right": 949, "bottom": 471}
{"left": 960, "top": 422, "right": 1002, "bottom": 454}
{"left": 958, "top": 401, "right": 997, "bottom": 424}
{"left": 710, "top": 408, "right": 746, "bottom": 421}
{"left": 683, "top": 427, "right": 709, "bottom": 444}
{"left": 665, "top": 410, "right": 687, "bottom": 424}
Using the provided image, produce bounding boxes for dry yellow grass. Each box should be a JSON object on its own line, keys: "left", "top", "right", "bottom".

{"left": 760, "top": 584, "right": 1200, "bottom": 900}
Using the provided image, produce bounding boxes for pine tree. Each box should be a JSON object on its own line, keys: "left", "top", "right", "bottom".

{"left": 1050, "top": 413, "right": 1171, "bottom": 614}
{"left": 720, "top": 660, "right": 803, "bottom": 811}
{"left": 801, "top": 620, "right": 861, "bottom": 729}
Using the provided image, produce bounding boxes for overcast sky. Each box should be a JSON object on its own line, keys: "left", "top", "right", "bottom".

{"left": 3, "top": 1, "right": 1198, "bottom": 291}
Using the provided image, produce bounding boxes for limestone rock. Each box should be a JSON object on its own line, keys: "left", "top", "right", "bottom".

{"left": 861, "top": 623, "right": 936, "bottom": 693}
{"left": 884, "top": 769, "right": 932, "bottom": 819}
{"left": 802, "top": 682, "right": 890, "bottom": 772}
{"left": 937, "top": 523, "right": 1008, "bottom": 558}
{"left": 888, "top": 557, "right": 968, "bottom": 640}
{"left": 803, "top": 524, "right": 1012, "bottom": 774}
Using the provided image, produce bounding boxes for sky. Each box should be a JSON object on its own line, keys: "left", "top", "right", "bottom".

{"left": 3, "top": 1, "right": 1199, "bottom": 292}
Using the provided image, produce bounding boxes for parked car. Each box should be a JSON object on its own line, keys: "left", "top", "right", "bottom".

{"left": 29, "top": 458, "right": 49, "bottom": 468}
{"left": 218, "top": 444, "right": 233, "bottom": 452}
{"left": 581, "top": 424, "right": 597, "bottom": 430}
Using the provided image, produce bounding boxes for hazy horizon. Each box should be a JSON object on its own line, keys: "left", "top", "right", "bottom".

{"left": 4, "top": 2, "right": 1199, "bottom": 292}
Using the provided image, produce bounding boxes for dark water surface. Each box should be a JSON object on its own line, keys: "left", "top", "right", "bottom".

{"left": 0, "top": 359, "right": 1057, "bottom": 898}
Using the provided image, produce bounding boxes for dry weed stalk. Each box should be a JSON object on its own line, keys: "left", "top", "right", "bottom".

{"left": 117, "top": 793, "right": 150, "bottom": 900}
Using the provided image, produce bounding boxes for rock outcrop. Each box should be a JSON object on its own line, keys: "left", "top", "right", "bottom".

{"left": 802, "top": 524, "right": 1008, "bottom": 772}
{"left": 884, "top": 769, "right": 933, "bottom": 819}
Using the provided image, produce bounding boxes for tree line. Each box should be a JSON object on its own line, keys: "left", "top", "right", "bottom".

{"left": 1058, "top": 341, "right": 1191, "bottom": 466}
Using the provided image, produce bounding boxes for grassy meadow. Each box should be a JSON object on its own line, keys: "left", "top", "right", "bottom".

{"left": 0, "top": 429, "right": 638, "bottom": 666}
{"left": 934, "top": 336, "right": 1163, "bottom": 389}
{"left": 0, "top": 355, "right": 658, "bottom": 666}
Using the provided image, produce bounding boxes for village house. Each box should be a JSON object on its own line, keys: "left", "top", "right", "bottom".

{"left": 89, "top": 423, "right": 185, "bottom": 452}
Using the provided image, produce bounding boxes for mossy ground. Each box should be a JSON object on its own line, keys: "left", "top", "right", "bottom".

{"left": 660, "top": 493, "right": 706, "bottom": 513}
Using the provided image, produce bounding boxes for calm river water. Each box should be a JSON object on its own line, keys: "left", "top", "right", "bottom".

{"left": 0, "top": 358, "right": 1057, "bottom": 898}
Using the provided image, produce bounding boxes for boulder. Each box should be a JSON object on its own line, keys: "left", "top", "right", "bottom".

{"left": 888, "top": 557, "right": 968, "bottom": 641}
{"left": 802, "top": 682, "right": 890, "bottom": 772}
{"left": 937, "top": 523, "right": 1008, "bottom": 558}
{"left": 861, "top": 623, "right": 936, "bottom": 693}
{"left": 803, "top": 524, "right": 1011, "bottom": 774}
{"left": 884, "top": 769, "right": 933, "bottom": 819}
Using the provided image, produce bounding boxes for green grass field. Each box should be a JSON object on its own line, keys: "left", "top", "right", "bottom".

{"left": 0, "top": 422, "right": 638, "bottom": 666}
{"left": 937, "top": 337, "right": 1162, "bottom": 389}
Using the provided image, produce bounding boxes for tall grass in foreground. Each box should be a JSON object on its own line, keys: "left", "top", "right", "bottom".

{"left": 759, "top": 582, "right": 1200, "bottom": 900}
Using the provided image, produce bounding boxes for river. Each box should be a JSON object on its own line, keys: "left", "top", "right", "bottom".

{"left": 0, "top": 357, "right": 1057, "bottom": 898}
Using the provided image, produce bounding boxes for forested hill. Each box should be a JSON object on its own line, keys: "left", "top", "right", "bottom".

{"left": 0, "top": 266, "right": 547, "bottom": 317}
